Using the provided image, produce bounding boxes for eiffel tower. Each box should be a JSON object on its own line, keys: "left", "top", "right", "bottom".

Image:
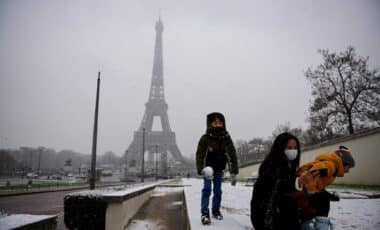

{"left": 125, "top": 18, "right": 187, "bottom": 176}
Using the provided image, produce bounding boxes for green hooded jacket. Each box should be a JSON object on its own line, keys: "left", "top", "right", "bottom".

{"left": 195, "top": 112, "right": 239, "bottom": 175}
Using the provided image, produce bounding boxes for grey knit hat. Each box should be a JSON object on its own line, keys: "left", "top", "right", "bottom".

{"left": 334, "top": 145, "right": 355, "bottom": 168}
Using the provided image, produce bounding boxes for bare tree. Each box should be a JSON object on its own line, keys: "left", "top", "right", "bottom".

{"left": 272, "top": 122, "right": 303, "bottom": 139}
{"left": 99, "top": 151, "right": 120, "bottom": 166}
{"left": 235, "top": 138, "right": 270, "bottom": 164}
{"left": 306, "top": 46, "right": 380, "bottom": 135}
{"left": 0, "top": 150, "right": 19, "bottom": 176}
{"left": 235, "top": 140, "right": 249, "bottom": 164}
{"left": 248, "top": 138, "right": 271, "bottom": 161}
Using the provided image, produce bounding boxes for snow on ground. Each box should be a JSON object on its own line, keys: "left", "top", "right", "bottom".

{"left": 150, "top": 186, "right": 183, "bottom": 197}
{"left": 66, "top": 181, "right": 162, "bottom": 198}
{"left": 0, "top": 214, "right": 56, "bottom": 230}
{"left": 127, "top": 219, "right": 163, "bottom": 230}
{"left": 183, "top": 178, "right": 253, "bottom": 230}
{"left": 330, "top": 199, "right": 380, "bottom": 229}
{"left": 183, "top": 178, "right": 380, "bottom": 230}
{"left": 327, "top": 187, "right": 380, "bottom": 199}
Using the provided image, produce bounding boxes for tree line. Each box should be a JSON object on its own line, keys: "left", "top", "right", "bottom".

{"left": 0, "top": 147, "right": 122, "bottom": 177}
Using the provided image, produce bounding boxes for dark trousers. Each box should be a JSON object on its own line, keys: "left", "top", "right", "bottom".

{"left": 201, "top": 170, "right": 223, "bottom": 213}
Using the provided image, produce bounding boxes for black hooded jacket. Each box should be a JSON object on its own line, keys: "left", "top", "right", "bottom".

{"left": 195, "top": 112, "right": 239, "bottom": 175}
{"left": 251, "top": 133, "right": 301, "bottom": 230}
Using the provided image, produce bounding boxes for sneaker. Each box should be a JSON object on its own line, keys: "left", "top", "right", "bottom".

{"left": 201, "top": 211, "right": 211, "bottom": 225}
{"left": 212, "top": 210, "right": 223, "bottom": 220}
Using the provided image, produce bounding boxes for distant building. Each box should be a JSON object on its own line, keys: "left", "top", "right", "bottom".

{"left": 63, "top": 159, "right": 73, "bottom": 176}
{"left": 100, "top": 164, "right": 114, "bottom": 177}
{"left": 78, "top": 164, "right": 89, "bottom": 179}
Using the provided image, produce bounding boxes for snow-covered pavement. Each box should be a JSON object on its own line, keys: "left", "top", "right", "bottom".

{"left": 183, "top": 178, "right": 380, "bottom": 230}
{"left": 0, "top": 214, "right": 57, "bottom": 230}
{"left": 329, "top": 198, "right": 380, "bottom": 229}
{"left": 184, "top": 178, "right": 253, "bottom": 230}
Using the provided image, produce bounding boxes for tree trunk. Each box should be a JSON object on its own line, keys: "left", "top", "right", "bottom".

{"left": 347, "top": 111, "right": 354, "bottom": 134}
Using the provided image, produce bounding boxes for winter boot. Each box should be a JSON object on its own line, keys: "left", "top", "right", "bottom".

{"left": 201, "top": 211, "right": 211, "bottom": 225}
{"left": 212, "top": 210, "right": 223, "bottom": 220}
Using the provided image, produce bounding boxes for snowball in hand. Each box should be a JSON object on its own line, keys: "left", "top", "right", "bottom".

{"left": 202, "top": 166, "right": 214, "bottom": 179}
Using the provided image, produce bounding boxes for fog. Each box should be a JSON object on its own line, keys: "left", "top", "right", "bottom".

{"left": 1, "top": 0, "right": 379, "bottom": 157}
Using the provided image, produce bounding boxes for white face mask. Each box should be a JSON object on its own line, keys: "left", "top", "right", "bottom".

{"left": 284, "top": 149, "right": 298, "bottom": 160}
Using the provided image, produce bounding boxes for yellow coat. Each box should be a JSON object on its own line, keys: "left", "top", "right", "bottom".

{"left": 298, "top": 153, "right": 345, "bottom": 192}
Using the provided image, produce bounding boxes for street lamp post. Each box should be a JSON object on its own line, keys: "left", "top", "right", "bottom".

{"left": 155, "top": 145, "right": 159, "bottom": 181}
{"left": 37, "top": 149, "right": 42, "bottom": 176}
{"left": 124, "top": 150, "right": 128, "bottom": 180}
{"left": 90, "top": 72, "right": 101, "bottom": 190}
{"left": 141, "top": 128, "right": 146, "bottom": 183}
{"left": 29, "top": 152, "right": 33, "bottom": 173}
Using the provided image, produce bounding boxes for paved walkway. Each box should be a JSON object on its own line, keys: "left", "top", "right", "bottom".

{"left": 183, "top": 178, "right": 253, "bottom": 230}
{"left": 127, "top": 187, "right": 187, "bottom": 230}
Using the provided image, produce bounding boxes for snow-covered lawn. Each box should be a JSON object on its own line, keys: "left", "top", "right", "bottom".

{"left": 183, "top": 178, "right": 380, "bottom": 230}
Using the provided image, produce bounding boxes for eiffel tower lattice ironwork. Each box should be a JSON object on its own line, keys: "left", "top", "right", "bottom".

{"left": 126, "top": 18, "right": 187, "bottom": 175}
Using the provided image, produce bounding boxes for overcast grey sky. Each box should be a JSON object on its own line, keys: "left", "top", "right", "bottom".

{"left": 1, "top": 0, "right": 379, "bottom": 157}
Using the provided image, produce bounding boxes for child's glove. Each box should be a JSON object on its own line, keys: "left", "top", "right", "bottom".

{"left": 230, "top": 174, "right": 237, "bottom": 186}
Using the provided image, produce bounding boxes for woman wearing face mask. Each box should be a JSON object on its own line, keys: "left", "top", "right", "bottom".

{"left": 250, "top": 132, "right": 317, "bottom": 230}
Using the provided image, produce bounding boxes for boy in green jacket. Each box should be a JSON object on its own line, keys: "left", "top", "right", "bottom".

{"left": 196, "top": 112, "right": 239, "bottom": 225}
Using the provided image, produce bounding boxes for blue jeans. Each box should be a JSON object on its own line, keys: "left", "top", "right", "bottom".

{"left": 201, "top": 170, "right": 223, "bottom": 213}
{"left": 301, "top": 217, "right": 334, "bottom": 230}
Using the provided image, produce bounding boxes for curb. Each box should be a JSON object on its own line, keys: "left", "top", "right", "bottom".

{"left": 0, "top": 183, "right": 125, "bottom": 197}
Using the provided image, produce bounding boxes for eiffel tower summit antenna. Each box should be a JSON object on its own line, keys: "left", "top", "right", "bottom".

{"left": 125, "top": 18, "right": 188, "bottom": 178}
